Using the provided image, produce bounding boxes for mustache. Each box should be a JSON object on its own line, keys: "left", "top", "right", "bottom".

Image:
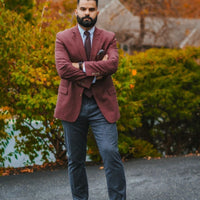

{"left": 82, "top": 16, "right": 93, "bottom": 20}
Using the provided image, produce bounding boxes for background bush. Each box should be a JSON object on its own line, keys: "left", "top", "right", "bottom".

{"left": 130, "top": 48, "right": 200, "bottom": 155}
{"left": 4, "top": 0, "right": 34, "bottom": 21}
{"left": 0, "top": 2, "right": 74, "bottom": 165}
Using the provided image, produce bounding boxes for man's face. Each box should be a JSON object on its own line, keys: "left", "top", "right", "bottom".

{"left": 75, "top": 0, "right": 99, "bottom": 29}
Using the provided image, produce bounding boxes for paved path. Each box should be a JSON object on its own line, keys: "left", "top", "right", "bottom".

{"left": 0, "top": 156, "right": 199, "bottom": 200}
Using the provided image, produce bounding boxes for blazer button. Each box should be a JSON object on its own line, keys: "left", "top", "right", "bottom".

{"left": 80, "top": 94, "right": 82, "bottom": 96}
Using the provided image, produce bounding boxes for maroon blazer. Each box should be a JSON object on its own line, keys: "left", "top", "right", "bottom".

{"left": 54, "top": 25, "right": 120, "bottom": 123}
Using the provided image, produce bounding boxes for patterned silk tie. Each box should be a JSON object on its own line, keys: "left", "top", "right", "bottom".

{"left": 84, "top": 31, "right": 91, "bottom": 61}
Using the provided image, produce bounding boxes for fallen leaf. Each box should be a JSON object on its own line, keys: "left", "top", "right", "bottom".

{"left": 99, "top": 166, "right": 104, "bottom": 170}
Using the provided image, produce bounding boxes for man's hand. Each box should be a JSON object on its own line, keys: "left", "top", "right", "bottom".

{"left": 72, "top": 54, "right": 108, "bottom": 81}
{"left": 72, "top": 63, "right": 79, "bottom": 69}
{"left": 72, "top": 54, "right": 108, "bottom": 69}
{"left": 96, "top": 76, "right": 104, "bottom": 80}
{"left": 102, "top": 54, "right": 108, "bottom": 61}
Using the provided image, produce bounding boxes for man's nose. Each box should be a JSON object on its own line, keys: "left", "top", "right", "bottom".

{"left": 85, "top": 9, "right": 90, "bottom": 15}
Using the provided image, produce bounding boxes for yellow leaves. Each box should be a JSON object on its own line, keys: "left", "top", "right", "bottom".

{"left": 46, "top": 82, "right": 51, "bottom": 87}
{"left": 44, "top": 4, "right": 49, "bottom": 9}
{"left": 145, "top": 156, "right": 152, "bottom": 160}
{"left": 22, "top": 113, "right": 26, "bottom": 119}
{"left": 0, "top": 106, "right": 11, "bottom": 112}
{"left": 0, "top": 106, "right": 13, "bottom": 120}
{"left": 0, "top": 168, "right": 34, "bottom": 176}
{"left": 140, "top": 9, "right": 149, "bottom": 16}
{"left": 30, "top": 78, "right": 35, "bottom": 83}
{"left": 58, "top": 10, "right": 63, "bottom": 16}
{"left": 20, "top": 168, "right": 34, "bottom": 173}
{"left": 24, "top": 66, "right": 53, "bottom": 87}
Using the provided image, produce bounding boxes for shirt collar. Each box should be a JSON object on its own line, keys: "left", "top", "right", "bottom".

{"left": 78, "top": 24, "right": 95, "bottom": 38}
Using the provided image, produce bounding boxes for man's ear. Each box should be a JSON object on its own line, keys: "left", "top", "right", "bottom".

{"left": 75, "top": 9, "right": 78, "bottom": 16}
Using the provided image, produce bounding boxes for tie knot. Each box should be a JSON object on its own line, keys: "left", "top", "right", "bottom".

{"left": 84, "top": 31, "right": 90, "bottom": 37}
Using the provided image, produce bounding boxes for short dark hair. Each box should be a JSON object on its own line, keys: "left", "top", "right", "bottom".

{"left": 77, "top": 0, "right": 98, "bottom": 7}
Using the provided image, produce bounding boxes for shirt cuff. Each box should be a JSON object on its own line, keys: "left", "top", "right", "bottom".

{"left": 92, "top": 76, "right": 96, "bottom": 84}
{"left": 83, "top": 63, "right": 86, "bottom": 72}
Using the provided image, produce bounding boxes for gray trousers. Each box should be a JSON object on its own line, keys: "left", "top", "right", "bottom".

{"left": 62, "top": 94, "right": 126, "bottom": 200}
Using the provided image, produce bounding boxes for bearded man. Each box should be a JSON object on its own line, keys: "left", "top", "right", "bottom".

{"left": 54, "top": 0, "right": 126, "bottom": 199}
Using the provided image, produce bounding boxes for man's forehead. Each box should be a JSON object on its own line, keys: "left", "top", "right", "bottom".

{"left": 78, "top": 0, "right": 97, "bottom": 7}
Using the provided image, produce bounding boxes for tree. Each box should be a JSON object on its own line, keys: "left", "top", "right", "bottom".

{"left": 119, "top": 0, "right": 170, "bottom": 51}
{"left": 119, "top": 0, "right": 200, "bottom": 51}
{"left": 163, "top": 0, "right": 200, "bottom": 18}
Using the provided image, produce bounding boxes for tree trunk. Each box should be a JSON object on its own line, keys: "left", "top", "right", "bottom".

{"left": 136, "top": 13, "right": 145, "bottom": 51}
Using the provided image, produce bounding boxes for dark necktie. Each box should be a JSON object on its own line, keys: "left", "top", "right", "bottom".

{"left": 83, "top": 31, "right": 93, "bottom": 97}
{"left": 84, "top": 31, "right": 91, "bottom": 61}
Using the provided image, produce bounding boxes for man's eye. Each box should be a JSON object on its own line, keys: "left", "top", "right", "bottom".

{"left": 89, "top": 8, "right": 95, "bottom": 12}
{"left": 80, "top": 7, "right": 86, "bottom": 11}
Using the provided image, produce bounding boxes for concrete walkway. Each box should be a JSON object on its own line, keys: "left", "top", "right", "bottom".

{"left": 0, "top": 156, "right": 199, "bottom": 200}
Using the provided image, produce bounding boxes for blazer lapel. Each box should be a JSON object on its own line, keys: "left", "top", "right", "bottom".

{"left": 90, "top": 27, "right": 102, "bottom": 61}
{"left": 73, "top": 26, "right": 87, "bottom": 61}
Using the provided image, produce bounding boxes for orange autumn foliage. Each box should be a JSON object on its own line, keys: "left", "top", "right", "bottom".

{"left": 120, "top": 0, "right": 200, "bottom": 18}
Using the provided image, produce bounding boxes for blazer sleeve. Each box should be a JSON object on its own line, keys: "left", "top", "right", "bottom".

{"left": 84, "top": 33, "right": 119, "bottom": 77}
{"left": 55, "top": 32, "right": 93, "bottom": 89}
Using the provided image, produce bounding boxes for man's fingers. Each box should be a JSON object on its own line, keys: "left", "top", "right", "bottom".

{"left": 72, "top": 63, "right": 79, "bottom": 69}
{"left": 102, "top": 54, "right": 108, "bottom": 61}
{"left": 96, "top": 76, "right": 104, "bottom": 80}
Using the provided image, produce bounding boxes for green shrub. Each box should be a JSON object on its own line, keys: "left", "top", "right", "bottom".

{"left": 131, "top": 48, "right": 200, "bottom": 155}
{"left": 118, "top": 134, "right": 161, "bottom": 159}
{"left": 0, "top": 5, "right": 74, "bottom": 165}
{"left": 4, "top": 0, "right": 34, "bottom": 21}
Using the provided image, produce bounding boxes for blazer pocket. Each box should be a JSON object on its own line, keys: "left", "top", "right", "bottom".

{"left": 58, "top": 85, "right": 68, "bottom": 95}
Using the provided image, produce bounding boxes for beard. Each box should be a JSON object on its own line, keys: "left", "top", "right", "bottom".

{"left": 77, "top": 15, "right": 98, "bottom": 28}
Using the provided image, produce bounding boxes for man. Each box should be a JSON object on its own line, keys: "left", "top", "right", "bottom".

{"left": 54, "top": 0, "right": 126, "bottom": 199}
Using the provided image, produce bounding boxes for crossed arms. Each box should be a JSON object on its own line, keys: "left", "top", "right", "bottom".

{"left": 55, "top": 32, "right": 118, "bottom": 88}
{"left": 71, "top": 54, "right": 108, "bottom": 81}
